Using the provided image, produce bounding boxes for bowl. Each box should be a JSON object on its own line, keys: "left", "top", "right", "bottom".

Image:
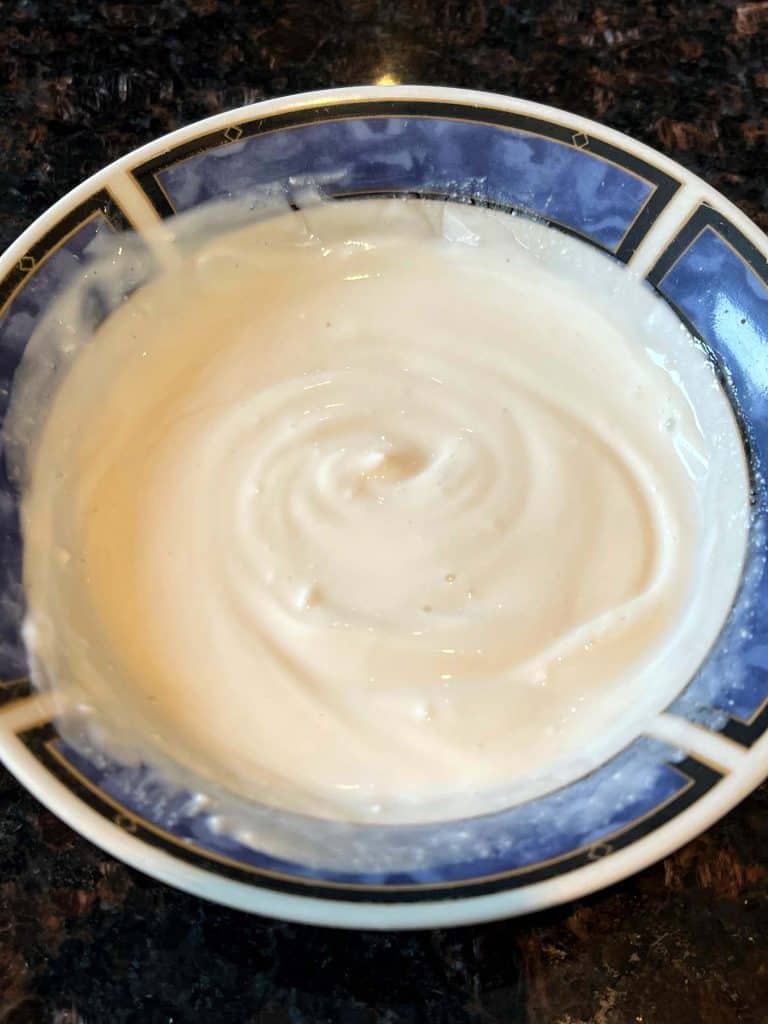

{"left": 1, "top": 85, "right": 767, "bottom": 930}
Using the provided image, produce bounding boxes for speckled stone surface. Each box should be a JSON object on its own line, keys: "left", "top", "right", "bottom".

{"left": 1, "top": 2, "right": 768, "bottom": 1021}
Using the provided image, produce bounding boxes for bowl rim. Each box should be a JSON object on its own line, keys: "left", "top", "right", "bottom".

{"left": 1, "top": 84, "right": 766, "bottom": 930}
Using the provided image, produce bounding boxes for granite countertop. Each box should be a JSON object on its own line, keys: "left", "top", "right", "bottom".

{"left": 1, "top": 2, "right": 768, "bottom": 1021}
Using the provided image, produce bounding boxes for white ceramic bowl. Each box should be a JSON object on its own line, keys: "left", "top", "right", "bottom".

{"left": 1, "top": 86, "right": 767, "bottom": 929}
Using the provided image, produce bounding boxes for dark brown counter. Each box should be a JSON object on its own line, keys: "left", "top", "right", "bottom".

{"left": 1, "top": 3, "right": 767, "bottom": 1021}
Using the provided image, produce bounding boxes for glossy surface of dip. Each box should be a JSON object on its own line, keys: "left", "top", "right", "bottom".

{"left": 16, "top": 200, "right": 750, "bottom": 822}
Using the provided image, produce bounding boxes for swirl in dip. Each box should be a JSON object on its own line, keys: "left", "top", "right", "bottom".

{"left": 15, "top": 199, "right": 750, "bottom": 823}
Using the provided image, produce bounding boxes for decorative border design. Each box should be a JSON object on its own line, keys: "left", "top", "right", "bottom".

{"left": 0, "top": 189, "right": 133, "bottom": 319}
{"left": 0, "top": 676, "right": 31, "bottom": 707}
{"left": 647, "top": 204, "right": 768, "bottom": 289}
{"left": 18, "top": 722, "right": 720, "bottom": 903}
{"left": 648, "top": 203, "right": 768, "bottom": 749}
{"left": 130, "top": 99, "right": 680, "bottom": 263}
{"left": 0, "top": 189, "right": 138, "bottom": 707}
{"left": 721, "top": 704, "right": 768, "bottom": 748}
